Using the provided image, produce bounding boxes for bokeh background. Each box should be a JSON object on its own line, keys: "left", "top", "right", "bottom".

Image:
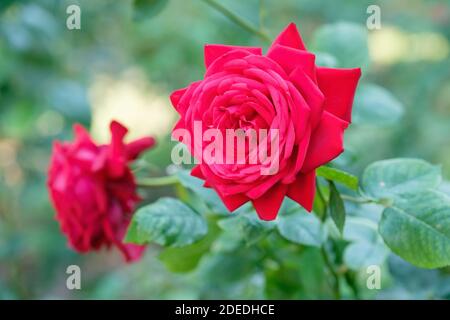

{"left": 0, "top": 0, "right": 450, "bottom": 299}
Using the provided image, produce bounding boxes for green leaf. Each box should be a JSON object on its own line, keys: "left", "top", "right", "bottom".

{"left": 211, "top": 230, "right": 244, "bottom": 253}
{"left": 328, "top": 181, "right": 346, "bottom": 234}
{"left": 0, "top": 0, "right": 15, "bottom": 12}
{"left": 134, "top": 0, "right": 169, "bottom": 20}
{"left": 176, "top": 170, "right": 228, "bottom": 213}
{"left": 361, "top": 158, "right": 441, "bottom": 199}
{"left": 277, "top": 207, "right": 327, "bottom": 247}
{"left": 344, "top": 242, "right": 388, "bottom": 270}
{"left": 342, "top": 217, "right": 389, "bottom": 270}
{"left": 343, "top": 217, "right": 379, "bottom": 243}
{"left": 158, "top": 221, "right": 220, "bottom": 273}
{"left": 265, "top": 247, "right": 331, "bottom": 299}
{"left": 195, "top": 250, "right": 259, "bottom": 288}
{"left": 317, "top": 166, "right": 358, "bottom": 190}
{"left": 218, "top": 212, "right": 275, "bottom": 246}
{"left": 312, "top": 22, "right": 369, "bottom": 69}
{"left": 125, "top": 197, "right": 207, "bottom": 247}
{"left": 279, "top": 197, "right": 302, "bottom": 215}
{"left": 379, "top": 190, "right": 450, "bottom": 268}
{"left": 312, "top": 189, "right": 327, "bottom": 220}
{"left": 353, "top": 84, "right": 404, "bottom": 126}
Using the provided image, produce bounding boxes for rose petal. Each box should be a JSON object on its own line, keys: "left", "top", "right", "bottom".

{"left": 216, "top": 189, "right": 249, "bottom": 211}
{"left": 287, "top": 170, "right": 316, "bottom": 211}
{"left": 252, "top": 183, "right": 288, "bottom": 220}
{"left": 267, "top": 44, "right": 316, "bottom": 78}
{"left": 126, "top": 137, "right": 155, "bottom": 160}
{"left": 170, "top": 87, "right": 187, "bottom": 109}
{"left": 175, "top": 81, "right": 202, "bottom": 116}
{"left": 73, "top": 123, "right": 94, "bottom": 148}
{"left": 301, "top": 111, "right": 349, "bottom": 173}
{"left": 290, "top": 67, "right": 324, "bottom": 128}
{"left": 108, "top": 121, "right": 128, "bottom": 178}
{"left": 191, "top": 165, "right": 205, "bottom": 180}
{"left": 268, "top": 22, "right": 307, "bottom": 53}
{"left": 282, "top": 125, "right": 311, "bottom": 183}
{"left": 119, "top": 244, "right": 146, "bottom": 263}
{"left": 287, "top": 82, "right": 311, "bottom": 142}
{"left": 316, "top": 67, "right": 361, "bottom": 123}
{"left": 204, "top": 44, "right": 262, "bottom": 69}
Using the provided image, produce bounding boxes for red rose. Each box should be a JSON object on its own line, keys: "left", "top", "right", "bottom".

{"left": 170, "top": 23, "right": 361, "bottom": 220}
{"left": 47, "top": 121, "right": 155, "bottom": 262}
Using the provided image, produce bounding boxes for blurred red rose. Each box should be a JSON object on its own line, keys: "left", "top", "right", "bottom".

{"left": 170, "top": 23, "right": 361, "bottom": 220}
{"left": 47, "top": 121, "right": 155, "bottom": 262}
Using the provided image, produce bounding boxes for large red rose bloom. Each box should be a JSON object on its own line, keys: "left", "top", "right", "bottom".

{"left": 47, "top": 121, "right": 155, "bottom": 262}
{"left": 170, "top": 23, "right": 361, "bottom": 220}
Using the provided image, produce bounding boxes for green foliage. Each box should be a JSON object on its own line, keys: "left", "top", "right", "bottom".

{"left": 1, "top": 0, "right": 450, "bottom": 300}
{"left": 158, "top": 220, "right": 220, "bottom": 273}
{"left": 265, "top": 246, "right": 330, "bottom": 299}
{"left": 342, "top": 218, "right": 389, "bottom": 270}
{"left": 125, "top": 197, "right": 208, "bottom": 246}
{"left": 277, "top": 207, "right": 328, "bottom": 247}
{"left": 361, "top": 158, "right": 441, "bottom": 199}
{"left": 176, "top": 170, "right": 228, "bottom": 213}
{"left": 360, "top": 158, "right": 449, "bottom": 269}
{"left": 312, "top": 22, "right": 369, "bottom": 70}
{"left": 328, "top": 181, "right": 346, "bottom": 234}
{"left": 353, "top": 84, "right": 404, "bottom": 126}
{"left": 133, "top": 0, "right": 169, "bottom": 20}
{"left": 317, "top": 166, "right": 358, "bottom": 190}
{"left": 379, "top": 191, "right": 450, "bottom": 269}
{"left": 218, "top": 212, "right": 275, "bottom": 246}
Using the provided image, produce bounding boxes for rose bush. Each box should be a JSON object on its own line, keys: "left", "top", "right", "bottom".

{"left": 47, "top": 121, "right": 155, "bottom": 262}
{"left": 26, "top": 0, "right": 449, "bottom": 298}
{"left": 170, "top": 23, "right": 361, "bottom": 220}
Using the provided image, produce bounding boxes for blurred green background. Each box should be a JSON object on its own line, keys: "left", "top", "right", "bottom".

{"left": 0, "top": 0, "right": 450, "bottom": 299}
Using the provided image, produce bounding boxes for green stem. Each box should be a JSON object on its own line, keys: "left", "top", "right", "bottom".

{"left": 341, "top": 194, "right": 392, "bottom": 208}
{"left": 201, "top": 0, "right": 272, "bottom": 43}
{"left": 344, "top": 271, "right": 360, "bottom": 299}
{"left": 137, "top": 175, "right": 179, "bottom": 187}
{"left": 316, "top": 180, "right": 341, "bottom": 299}
{"left": 316, "top": 178, "right": 327, "bottom": 204}
{"left": 258, "top": 0, "right": 266, "bottom": 30}
{"left": 340, "top": 194, "right": 373, "bottom": 204}
{"left": 321, "top": 246, "right": 341, "bottom": 300}
{"left": 316, "top": 178, "right": 328, "bottom": 221}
